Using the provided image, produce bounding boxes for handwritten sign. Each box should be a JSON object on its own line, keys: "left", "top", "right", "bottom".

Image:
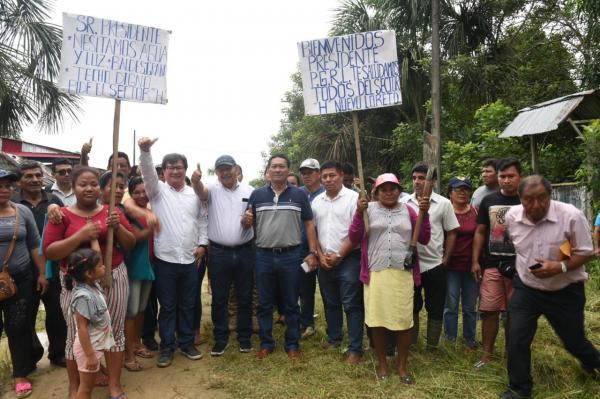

{"left": 58, "top": 13, "right": 170, "bottom": 104}
{"left": 298, "top": 30, "right": 401, "bottom": 116}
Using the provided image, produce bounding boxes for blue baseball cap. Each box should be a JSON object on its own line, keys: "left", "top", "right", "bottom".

{"left": 0, "top": 169, "right": 18, "bottom": 182}
{"left": 448, "top": 176, "right": 472, "bottom": 190}
{"left": 215, "top": 155, "right": 236, "bottom": 169}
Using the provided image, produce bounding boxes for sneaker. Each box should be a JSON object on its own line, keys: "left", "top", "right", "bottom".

{"left": 210, "top": 342, "right": 229, "bottom": 357}
{"left": 157, "top": 350, "right": 174, "bottom": 368}
{"left": 239, "top": 341, "right": 253, "bottom": 353}
{"left": 180, "top": 345, "right": 203, "bottom": 360}
{"left": 301, "top": 326, "right": 315, "bottom": 339}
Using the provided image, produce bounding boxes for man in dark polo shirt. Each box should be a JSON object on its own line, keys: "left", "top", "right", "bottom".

{"left": 12, "top": 161, "right": 65, "bottom": 367}
{"left": 245, "top": 154, "right": 319, "bottom": 360}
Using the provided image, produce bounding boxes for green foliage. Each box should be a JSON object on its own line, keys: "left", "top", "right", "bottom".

{"left": 442, "top": 101, "right": 527, "bottom": 185}
{"left": 248, "top": 178, "right": 266, "bottom": 189}
{"left": 0, "top": 0, "right": 80, "bottom": 136}
{"left": 576, "top": 120, "right": 600, "bottom": 211}
{"left": 270, "top": 0, "right": 592, "bottom": 190}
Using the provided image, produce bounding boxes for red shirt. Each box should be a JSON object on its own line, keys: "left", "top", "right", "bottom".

{"left": 447, "top": 206, "right": 477, "bottom": 272}
{"left": 43, "top": 205, "right": 133, "bottom": 269}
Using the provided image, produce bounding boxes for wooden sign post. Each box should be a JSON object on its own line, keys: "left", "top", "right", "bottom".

{"left": 297, "top": 30, "right": 403, "bottom": 235}
{"left": 58, "top": 13, "right": 170, "bottom": 285}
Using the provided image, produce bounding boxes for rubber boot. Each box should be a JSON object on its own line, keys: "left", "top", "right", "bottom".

{"left": 426, "top": 318, "right": 443, "bottom": 350}
{"left": 411, "top": 313, "right": 419, "bottom": 346}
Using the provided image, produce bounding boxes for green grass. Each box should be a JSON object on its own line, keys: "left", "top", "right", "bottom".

{"left": 2, "top": 269, "right": 600, "bottom": 398}
{"left": 208, "top": 267, "right": 600, "bottom": 399}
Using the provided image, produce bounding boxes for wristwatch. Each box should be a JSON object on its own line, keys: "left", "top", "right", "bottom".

{"left": 560, "top": 261, "right": 568, "bottom": 273}
{"left": 309, "top": 251, "right": 318, "bottom": 257}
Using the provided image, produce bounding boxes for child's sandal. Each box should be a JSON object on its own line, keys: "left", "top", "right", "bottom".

{"left": 15, "top": 382, "right": 33, "bottom": 398}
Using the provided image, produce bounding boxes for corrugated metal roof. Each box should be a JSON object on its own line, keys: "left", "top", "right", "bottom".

{"left": 500, "top": 90, "right": 600, "bottom": 138}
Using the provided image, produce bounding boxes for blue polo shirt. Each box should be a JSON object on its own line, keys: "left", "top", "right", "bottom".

{"left": 249, "top": 182, "right": 313, "bottom": 248}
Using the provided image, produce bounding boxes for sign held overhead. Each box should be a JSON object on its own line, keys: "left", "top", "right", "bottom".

{"left": 297, "top": 30, "right": 402, "bottom": 116}
{"left": 58, "top": 13, "right": 170, "bottom": 104}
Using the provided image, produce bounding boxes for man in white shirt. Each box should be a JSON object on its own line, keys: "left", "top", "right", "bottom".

{"left": 138, "top": 137, "right": 208, "bottom": 368}
{"left": 192, "top": 155, "right": 255, "bottom": 356}
{"left": 401, "top": 162, "right": 459, "bottom": 349}
{"left": 312, "top": 161, "right": 363, "bottom": 364}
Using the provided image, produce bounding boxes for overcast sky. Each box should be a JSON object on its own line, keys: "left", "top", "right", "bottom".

{"left": 22, "top": 0, "right": 341, "bottom": 181}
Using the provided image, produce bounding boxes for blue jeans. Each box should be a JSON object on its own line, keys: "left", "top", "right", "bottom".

{"left": 208, "top": 244, "right": 254, "bottom": 345}
{"left": 443, "top": 270, "right": 478, "bottom": 345}
{"left": 317, "top": 252, "right": 364, "bottom": 355}
{"left": 298, "top": 266, "right": 317, "bottom": 330}
{"left": 155, "top": 257, "right": 199, "bottom": 352}
{"left": 255, "top": 247, "right": 302, "bottom": 352}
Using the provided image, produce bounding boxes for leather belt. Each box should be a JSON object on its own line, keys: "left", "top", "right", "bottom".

{"left": 257, "top": 245, "right": 299, "bottom": 254}
{"left": 209, "top": 240, "right": 253, "bottom": 251}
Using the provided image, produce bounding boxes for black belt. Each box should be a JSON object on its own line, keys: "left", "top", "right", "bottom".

{"left": 209, "top": 240, "right": 253, "bottom": 251}
{"left": 257, "top": 245, "right": 299, "bottom": 254}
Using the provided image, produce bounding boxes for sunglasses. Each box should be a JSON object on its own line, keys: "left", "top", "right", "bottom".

{"left": 57, "top": 169, "right": 72, "bottom": 176}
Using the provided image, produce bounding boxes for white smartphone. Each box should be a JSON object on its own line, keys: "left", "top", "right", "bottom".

{"left": 300, "top": 261, "right": 310, "bottom": 273}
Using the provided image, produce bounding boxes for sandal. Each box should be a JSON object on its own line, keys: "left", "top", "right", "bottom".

{"left": 15, "top": 382, "right": 32, "bottom": 399}
{"left": 134, "top": 347, "right": 154, "bottom": 359}
{"left": 399, "top": 375, "right": 415, "bottom": 385}
{"left": 473, "top": 360, "right": 487, "bottom": 369}
{"left": 124, "top": 359, "right": 143, "bottom": 372}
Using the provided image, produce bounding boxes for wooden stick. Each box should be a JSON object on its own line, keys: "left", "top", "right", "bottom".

{"left": 351, "top": 112, "right": 369, "bottom": 234}
{"left": 103, "top": 99, "right": 121, "bottom": 287}
{"left": 404, "top": 166, "right": 435, "bottom": 269}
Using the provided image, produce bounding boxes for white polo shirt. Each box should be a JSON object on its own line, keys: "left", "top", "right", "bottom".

{"left": 311, "top": 186, "right": 358, "bottom": 254}
{"left": 401, "top": 192, "right": 459, "bottom": 272}
{"left": 207, "top": 181, "right": 254, "bottom": 246}
{"left": 140, "top": 151, "right": 208, "bottom": 264}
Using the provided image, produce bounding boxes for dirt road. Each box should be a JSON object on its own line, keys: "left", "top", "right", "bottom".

{"left": 2, "top": 282, "right": 229, "bottom": 399}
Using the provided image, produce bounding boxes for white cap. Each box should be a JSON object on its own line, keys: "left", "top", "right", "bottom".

{"left": 299, "top": 158, "right": 320, "bottom": 170}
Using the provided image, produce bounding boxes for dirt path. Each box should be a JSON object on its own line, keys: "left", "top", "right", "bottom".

{"left": 2, "top": 282, "right": 229, "bottom": 399}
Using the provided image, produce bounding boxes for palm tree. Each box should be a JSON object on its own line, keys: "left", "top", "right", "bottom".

{"left": 0, "top": 0, "right": 79, "bottom": 137}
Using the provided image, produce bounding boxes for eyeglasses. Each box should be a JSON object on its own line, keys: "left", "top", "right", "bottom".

{"left": 57, "top": 169, "right": 72, "bottom": 176}
{"left": 165, "top": 166, "right": 185, "bottom": 171}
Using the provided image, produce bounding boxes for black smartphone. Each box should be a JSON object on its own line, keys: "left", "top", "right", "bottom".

{"left": 529, "top": 263, "right": 542, "bottom": 270}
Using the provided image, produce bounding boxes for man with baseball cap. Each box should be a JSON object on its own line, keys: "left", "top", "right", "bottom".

{"left": 193, "top": 155, "right": 255, "bottom": 356}
{"left": 297, "top": 159, "right": 325, "bottom": 339}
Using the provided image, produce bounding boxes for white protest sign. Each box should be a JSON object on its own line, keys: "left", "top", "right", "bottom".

{"left": 298, "top": 30, "right": 402, "bottom": 116}
{"left": 58, "top": 13, "right": 170, "bottom": 104}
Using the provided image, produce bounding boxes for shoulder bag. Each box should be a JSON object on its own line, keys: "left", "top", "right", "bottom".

{"left": 0, "top": 205, "right": 20, "bottom": 301}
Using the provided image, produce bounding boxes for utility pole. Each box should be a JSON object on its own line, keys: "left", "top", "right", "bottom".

{"left": 427, "top": 0, "right": 442, "bottom": 192}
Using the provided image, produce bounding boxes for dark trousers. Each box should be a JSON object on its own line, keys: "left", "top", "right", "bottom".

{"left": 192, "top": 258, "right": 207, "bottom": 331}
{"left": 255, "top": 247, "right": 302, "bottom": 352}
{"left": 414, "top": 265, "right": 447, "bottom": 320}
{"left": 155, "top": 257, "right": 199, "bottom": 352}
{"left": 1, "top": 270, "right": 36, "bottom": 378}
{"left": 209, "top": 244, "right": 254, "bottom": 344}
{"left": 298, "top": 267, "right": 317, "bottom": 330}
{"left": 142, "top": 281, "right": 158, "bottom": 343}
{"left": 507, "top": 277, "right": 600, "bottom": 396}
{"left": 31, "top": 271, "right": 66, "bottom": 363}
{"left": 317, "top": 252, "right": 364, "bottom": 354}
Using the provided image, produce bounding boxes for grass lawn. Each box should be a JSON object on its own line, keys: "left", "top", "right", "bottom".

{"left": 1, "top": 267, "right": 600, "bottom": 398}
{"left": 207, "top": 268, "right": 600, "bottom": 398}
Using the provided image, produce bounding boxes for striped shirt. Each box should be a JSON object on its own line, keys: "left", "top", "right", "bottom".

{"left": 249, "top": 182, "right": 313, "bottom": 248}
